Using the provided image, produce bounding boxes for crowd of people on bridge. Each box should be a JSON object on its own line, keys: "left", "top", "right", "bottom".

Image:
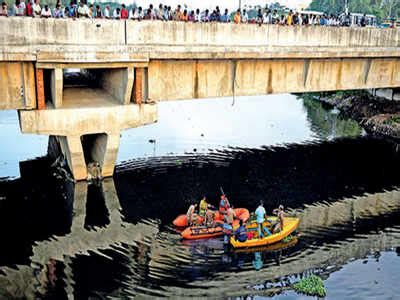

{"left": 0, "top": 0, "right": 373, "bottom": 27}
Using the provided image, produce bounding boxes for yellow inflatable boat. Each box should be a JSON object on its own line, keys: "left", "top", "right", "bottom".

{"left": 230, "top": 217, "right": 300, "bottom": 248}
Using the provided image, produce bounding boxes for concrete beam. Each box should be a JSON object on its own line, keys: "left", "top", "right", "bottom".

{"left": 19, "top": 103, "right": 157, "bottom": 136}
{"left": 148, "top": 58, "right": 400, "bottom": 101}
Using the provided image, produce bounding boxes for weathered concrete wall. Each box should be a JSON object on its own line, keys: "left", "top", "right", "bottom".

{"left": 0, "top": 18, "right": 125, "bottom": 46}
{"left": 148, "top": 58, "right": 400, "bottom": 101}
{"left": 127, "top": 21, "right": 400, "bottom": 47}
{"left": 0, "top": 62, "right": 36, "bottom": 109}
{"left": 0, "top": 18, "right": 399, "bottom": 49}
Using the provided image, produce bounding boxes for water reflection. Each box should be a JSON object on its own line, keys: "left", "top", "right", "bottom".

{"left": 299, "top": 94, "right": 364, "bottom": 139}
{"left": 0, "top": 94, "right": 364, "bottom": 178}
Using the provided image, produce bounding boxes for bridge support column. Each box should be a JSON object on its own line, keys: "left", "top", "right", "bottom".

{"left": 49, "top": 132, "right": 121, "bottom": 181}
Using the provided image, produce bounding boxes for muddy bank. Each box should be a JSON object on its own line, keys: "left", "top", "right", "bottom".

{"left": 316, "top": 92, "right": 400, "bottom": 140}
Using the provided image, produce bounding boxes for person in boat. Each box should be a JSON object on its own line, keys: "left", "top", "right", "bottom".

{"left": 222, "top": 220, "right": 233, "bottom": 244}
{"left": 199, "top": 196, "right": 213, "bottom": 218}
{"left": 205, "top": 209, "right": 215, "bottom": 227}
{"left": 272, "top": 205, "right": 285, "bottom": 233}
{"left": 255, "top": 201, "right": 267, "bottom": 238}
{"left": 219, "top": 194, "right": 230, "bottom": 214}
{"left": 186, "top": 203, "right": 198, "bottom": 226}
{"left": 225, "top": 206, "right": 236, "bottom": 224}
{"left": 234, "top": 220, "right": 248, "bottom": 242}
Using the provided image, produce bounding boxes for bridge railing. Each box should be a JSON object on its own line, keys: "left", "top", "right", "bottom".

{"left": 1, "top": 17, "right": 399, "bottom": 47}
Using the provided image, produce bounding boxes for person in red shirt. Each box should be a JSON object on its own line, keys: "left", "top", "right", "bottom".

{"left": 120, "top": 4, "right": 128, "bottom": 19}
{"left": 26, "top": 0, "right": 33, "bottom": 16}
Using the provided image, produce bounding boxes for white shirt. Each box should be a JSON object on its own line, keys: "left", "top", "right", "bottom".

{"left": 32, "top": 3, "right": 41, "bottom": 17}
{"left": 104, "top": 7, "right": 110, "bottom": 18}
{"left": 41, "top": 8, "right": 51, "bottom": 17}
{"left": 242, "top": 12, "right": 248, "bottom": 23}
{"left": 113, "top": 9, "right": 120, "bottom": 19}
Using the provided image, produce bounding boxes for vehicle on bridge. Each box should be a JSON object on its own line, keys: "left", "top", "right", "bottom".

{"left": 339, "top": 12, "right": 377, "bottom": 27}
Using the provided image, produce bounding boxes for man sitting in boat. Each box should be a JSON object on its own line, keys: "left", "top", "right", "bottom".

{"left": 272, "top": 205, "right": 285, "bottom": 233}
{"left": 225, "top": 206, "right": 236, "bottom": 225}
{"left": 186, "top": 203, "right": 198, "bottom": 226}
{"left": 205, "top": 209, "right": 215, "bottom": 227}
{"left": 234, "top": 220, "right": 248, "bottom": 242}
{"left": 219, "top": 194, "right": 230, "bottom": 214}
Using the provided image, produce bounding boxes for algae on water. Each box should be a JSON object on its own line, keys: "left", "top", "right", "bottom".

{"left": 293, "top": 274, "right": 326, "bottom": 297}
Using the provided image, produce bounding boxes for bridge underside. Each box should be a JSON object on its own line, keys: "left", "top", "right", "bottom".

{"left": 1, "top": 56, "right": 400, "bottom": 180}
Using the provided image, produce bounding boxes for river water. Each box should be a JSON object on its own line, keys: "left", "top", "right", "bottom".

{"left": 0, "top": 94, "right": 399, "bottom": 298}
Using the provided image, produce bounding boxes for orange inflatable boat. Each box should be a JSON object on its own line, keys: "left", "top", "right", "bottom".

{"left": 181, "top": 223, "right": 224, "bottom": 240}
{"left": 173, "top": 208, "right": 250, "bottom": 227}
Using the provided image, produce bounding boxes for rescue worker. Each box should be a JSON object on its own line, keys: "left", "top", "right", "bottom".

{"left": 234, "top": 220, "right": 248, "bottom": 242}
{"left": 219, "top": 194, "right": 230, "bottom": 214}
{"left": 255, "top": 201, "right": 267, "bottom": 238}
{"left": 205, "top": 209, "right": 215, "bottom": 227}
{"left": 186, "top": 203, "right": 198, "bottom": 226}
{"left": 226, "top": 206, "right": 236, "bottom": 225}
{"left": 199, "top": 196, "right": 209, "bottom": 218}
{"left": 222, "top": 219, "right": 233, "bottom": 244}
{"left": 272, "top": 205, "right": 285, "bottom": 233}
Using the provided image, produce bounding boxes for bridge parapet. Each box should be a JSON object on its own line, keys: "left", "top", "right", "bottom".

{"left": 1, "top": 18, "right": 399, "bottom": 48}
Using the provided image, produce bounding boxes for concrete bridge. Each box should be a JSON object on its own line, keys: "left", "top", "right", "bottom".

{"left": 1, "top": 18, "right": 399, "bottom": 180}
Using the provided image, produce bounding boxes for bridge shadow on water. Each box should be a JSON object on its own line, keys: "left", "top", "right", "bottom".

{"left": 0, "top": 136, "right": 399, "bottom": 298}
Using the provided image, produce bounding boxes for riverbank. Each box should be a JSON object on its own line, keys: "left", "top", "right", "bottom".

{"left": 314, "top": 91, "right": 400, "bottom": 140}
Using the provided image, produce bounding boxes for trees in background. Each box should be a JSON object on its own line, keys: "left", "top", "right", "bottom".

{"left": 308, "top": 0, "right": 399, "bottom": 20}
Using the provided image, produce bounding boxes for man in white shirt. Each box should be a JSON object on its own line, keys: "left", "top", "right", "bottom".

{"left": 241, "top": 9, "right": 248, "bottom": 23}
{"left": 40, "top": 4, "right": 51, "bottom": 18}
{"left": 113, "top": 7, "right": 120, "bottom": 19}
{"left": 77, "top": 1, "right": 88, "bottom": 18}
{"left": 104, "top": 5, "right": 110, "bottom": 19}
{"left": 255, "top": 201, "right": 267, "bottom": 238}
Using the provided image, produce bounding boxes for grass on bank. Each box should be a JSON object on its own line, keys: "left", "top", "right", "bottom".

{"left": 293, "top": 274, "right": 326, "bottom": 297}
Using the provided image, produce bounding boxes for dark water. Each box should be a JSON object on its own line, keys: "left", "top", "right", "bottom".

{"left": 0, "top": 95, "right": 399, "bottom": 298}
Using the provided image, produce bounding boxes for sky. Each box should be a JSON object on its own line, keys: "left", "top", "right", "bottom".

{"left": 100, "top": 1, "right": 313, "bottom": 11}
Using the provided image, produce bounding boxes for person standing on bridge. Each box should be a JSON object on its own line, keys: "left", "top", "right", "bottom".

{"left": 113, "top": 7, "right": 120, "bottom": 20}
{"left": 77, "top": 1, "right": 88, "bottom": 18}
{"left": 120, "top": 4, "right": 128, "bottom": 19}
{"left": 233, "top": 9, "right": 241, "bottom": 24}
{"left": 32, "top": 0, "right": 41, "bottom": 17}
{"left": 0, "top": 2, "right": 8, "bottom": 16}
{"left": 220, "top": 8, "right": 230, "bottom": 23}
{"left": 40, "top": 4, "right": 51, "bottom": 18}
{"left": 94, "top": 5, "right": 102, "bottom": 18}
{"left": 103, "top": 5, "right": 110, "bottom": 19}
{"left": 241, "top": 9, "right": 248, "bottom": 23}
{"left": 53, "top": 3, "right": 64, "bottom": 18}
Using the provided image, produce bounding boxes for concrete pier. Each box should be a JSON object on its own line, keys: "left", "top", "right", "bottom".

{"left": 0, "top": 18, "right": 399, "bottom": 180}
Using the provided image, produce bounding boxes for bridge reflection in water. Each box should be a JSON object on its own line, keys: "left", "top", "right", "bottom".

{"left": 0, "top": 137, "right": 399, "bottom": 298}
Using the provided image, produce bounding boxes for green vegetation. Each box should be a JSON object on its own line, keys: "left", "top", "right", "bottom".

{"left": 293, "top": 274, "right": 327, "bottom": 297}
{"left": 392, "top": 115, "right": 400, "bottom": 124}
{"left": 384, "top": 114, "right": 400, "bottom": 125}
{"left": 308, "top": 0, "right": 399, "bottom": 21}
